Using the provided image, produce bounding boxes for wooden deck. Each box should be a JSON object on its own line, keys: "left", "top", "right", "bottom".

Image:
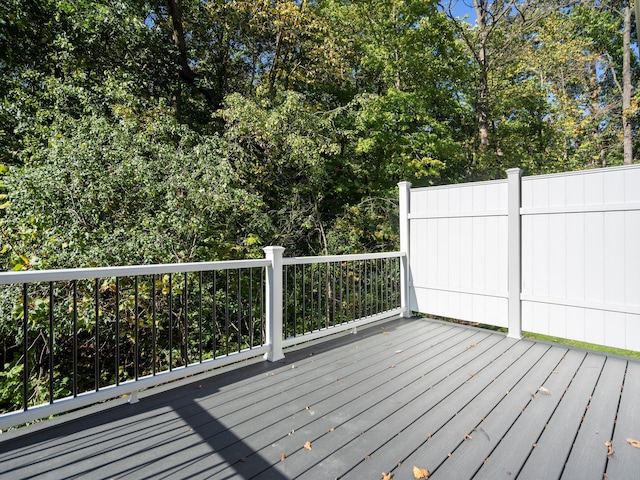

{"left": 2, "top": 317, "right": 640, "bottom": 479}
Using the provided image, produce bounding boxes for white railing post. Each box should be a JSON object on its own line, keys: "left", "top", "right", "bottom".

{"left": 264, "top": 246, "right": 285, "bottom": 361}
{"left": 506, "top": 168, "right": 523, "bottom": 339}
{"left": 398, "top": 181, "right": 412, "bottom": 318}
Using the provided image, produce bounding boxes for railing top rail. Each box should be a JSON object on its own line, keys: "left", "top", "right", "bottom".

{"left": 282, "top": 251, "right": 405, "bottom": 266}
{"left": 0, "top": 259, "right": 271, "bottom": 285}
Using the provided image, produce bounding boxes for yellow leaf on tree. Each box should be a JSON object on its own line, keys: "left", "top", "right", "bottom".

{"left": 626, "top": 438, "right": 640, "bottom": 448}
{"left": 413, "top": 466, "right": 430, "bottom": 478}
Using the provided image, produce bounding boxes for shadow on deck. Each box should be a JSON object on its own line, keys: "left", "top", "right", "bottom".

{"left": 1, "top": 317, "right": 639, "bottom": 479}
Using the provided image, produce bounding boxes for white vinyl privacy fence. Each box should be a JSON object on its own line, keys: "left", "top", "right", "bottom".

{"left": 400, "top": 164, "right": 640, "bottom": 351}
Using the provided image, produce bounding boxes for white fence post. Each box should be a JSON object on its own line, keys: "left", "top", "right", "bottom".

{"left": 506, "top": 168, "right": 523, "bottom": 339}
{"left": 264, "top": 246, "right": 285, "bottom": 361}
{"left": 398, "top": 181, "right": 412, "bottom": 318}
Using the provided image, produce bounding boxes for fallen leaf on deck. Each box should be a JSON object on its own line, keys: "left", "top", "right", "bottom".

{"left": 327, "top": 427, "right": 334, "bottom": 433}
{"left": 466, "top": 343, "right": 477, "bottom": 350}
{"left": 538, "top": 386, "right": 551, "bottom": 395}
{"left": 383, "top": 332, "right": 390, "bottom": 336}
{"left": 304, "top": 441, "right": 312, "bottom": 451}
{"left": 463, "top": 434, "right": 472, "bottom": 440}
{"left": 382, "top": 472, "right": 392, "bottom": 480}
{"left": 280, "top": 453, "right": 286, "bottom": 461}
{"left": 413, "top": 465, "right": 430, "bottom": 478}
{"left": 606, "top": 441, "right": 614, "bottom": 457}
{"left": 626, "top": 438, "right": 640, "bottom": 448}
{"left": 532, "top": 443, "right": 537, "bottom": 448}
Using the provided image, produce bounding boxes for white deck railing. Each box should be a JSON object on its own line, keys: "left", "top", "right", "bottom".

{"left": 0, "top": 249, "right": 408, "bottom": 431}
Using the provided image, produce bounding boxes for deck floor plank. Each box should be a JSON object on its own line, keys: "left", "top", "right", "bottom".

{"left": 393, "top": 340, "right": 552, "bottom": 479}
{"left": 340, "top": 337, "right": 527, "bottom": 479}
{"left": 606, "top": 360, "right": 640, "bottom": 480}
{"left": 1, "top": 317, "right": 638, "bottom": 480}
{"left": 516, "top": 352, "right": 607, "bottom": 480}
{"left": 470, "top": 348, "right": 587, "bottom": 478}
{"left": 559, "top": 355, "right": 627, "bottom": 480}
{"left": 426, "top": 341, "right": 566, "bottom": 480}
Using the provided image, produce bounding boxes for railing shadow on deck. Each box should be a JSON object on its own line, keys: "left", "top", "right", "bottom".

{"left": 0, "top": 317, "right": 410, "bottom": 479}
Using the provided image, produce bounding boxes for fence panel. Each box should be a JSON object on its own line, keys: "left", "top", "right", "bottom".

{"left": 406, "top": 164, "right": 640, "bottom": 351}
{"left": 520, "top": 166, "right": 640, "bottom": 351}
{"left": 408, "top": 180, "right": 509, "bottom": 328}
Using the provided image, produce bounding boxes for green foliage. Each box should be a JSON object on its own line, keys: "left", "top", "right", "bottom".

{"left": 1, "top": 0, "right": 639, "bottom": 416}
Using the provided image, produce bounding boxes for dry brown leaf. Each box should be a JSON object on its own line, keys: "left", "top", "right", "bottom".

{"left": 280, "top": 453, "right": 286, "bottom": 462}
{"left": 605, "top": 441, "right": 614, "bottom": 457}
{"left": 382, "top": 472, "right": 392, "bottom": 480}
{"left": 463, "top": 434, "right": 472, "bottom": 440}
{"left": 626, "top": 438, "right": 640, "bottom": 448}
{"left": 304, "top": 441, "right": 312, "bottom": 451}
{"left": 365, "top": 455, "right": 371, "bottom": 460}
{"left": 466, "top": 343, "right": 477, "bottom": 350}
{"left": 327, "top": 427, "right": 334, "bottom": 433}
{"left": 413, "top": 465, "right": 430, "bottom": 479}
{"left": 532, "top": 443, "right": 537, "bottom": 448}
{"left": 538, "top": 386, "right": 552, "bottom": 395}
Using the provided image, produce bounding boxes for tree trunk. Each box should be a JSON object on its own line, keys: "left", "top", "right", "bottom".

{"left": 166, "top": 0, "right": 221, "bottom": 110}
{"left": 623, "top": 3, "right": 633, "bottom": 165}
{"left": 474, "top": 0, "right": 490, "bottom": 149}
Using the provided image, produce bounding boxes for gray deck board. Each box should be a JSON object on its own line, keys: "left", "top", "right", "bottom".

{"left": 517, "top": 352, "right": 606, "bottom": 480}
{"left": 1, "top": 317, "right": 639, "bottom": 480}
{"left": 561, "top": 356, "right": 627, "bottom": 480}
{"left": 606, "top": 360, "right": 640, "bottom": 480}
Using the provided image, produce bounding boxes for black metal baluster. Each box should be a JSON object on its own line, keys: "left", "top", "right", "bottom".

{"left": 73, "top": 280, "right": 78, "bottom": 397}
{"left": 249, "top": 268, "right": 253, "bottom": 348}
{"left": 212, "top": 270, "right": 217, "bottom": 358}
{"left": 225, "top": 270, "right": 230, "bottom": 356}
{"left": 168, "top": 274, "right": 172, "bottom": 371}
{"left": 284, "top": 265, "right": 288, "bottom": 336}
{"left": 22, "top": 283, "right": 28, "bottom": 410}
{"left": 260, "top": 267, "right": 264, "bottom": 346}
{"left": 152, "top": 274, "right": 157, "bottom": 376}
{"left": 115, "top": 277, "right": 120, "bottom": 384}
{"left": 293, "top": 264, "right": 298, "bottom": 337}
{"left": 237, "top": 268, "right": 242, "bottom": 353}
{"left": 50, "top": 282, "right": 55, "bottom": 402}
{"left": 302, "top": 264, "right": 306, "bottom": 335}
{"left": 94, "top": 279, "right": 100, "bottom": 390}
{"left": 134, "top": 276, "right": 139, "bottom": 381}
{"left": 317, "top": 263, "right": 321, "bottom": 331}
{"left": 331, "top": 262, "right": 336, "bottom": 327}
{"left": 199, "top": 271, "right": 203, "bottom": 362}
{"left": 184, "top": 272, "right": 188, "bottom": 366}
